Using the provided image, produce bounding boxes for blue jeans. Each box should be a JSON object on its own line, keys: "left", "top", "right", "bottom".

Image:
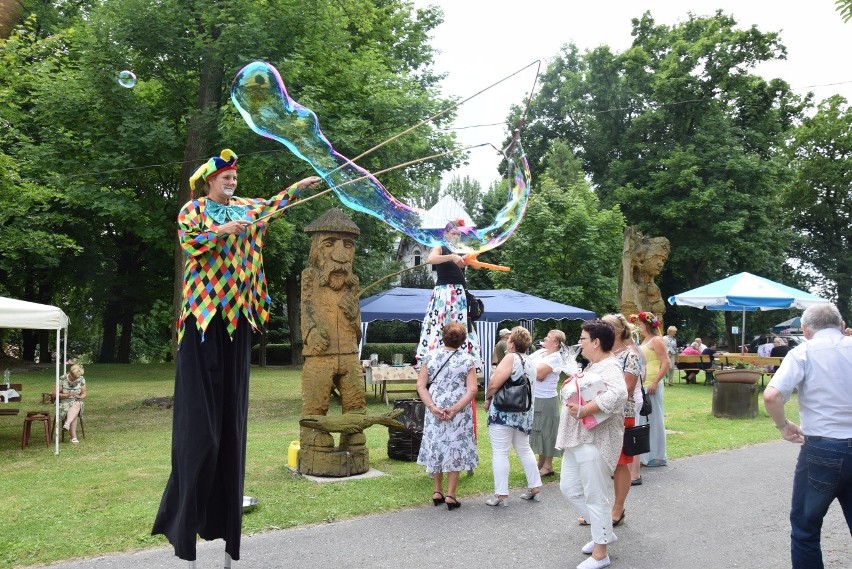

{"left": 790, "top": 436, "right": 852, "bottom": 569}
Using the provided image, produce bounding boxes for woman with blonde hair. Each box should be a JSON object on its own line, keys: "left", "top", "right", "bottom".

{"left": 529, "top": 329, "right": 566, "bottom": 477}
{"left": 663, "top": 325, "right": 678, "bottom": 386}
{"left": 484, "top": 326, "right": 542, "bottom": 506}
{"left": 54, "top": 364, "right": 86, "bottom": 444}
{"left": 601, "top": 314, "right": 642, "bottom": 527}
{"left": 630, "top": 312, "right": 670, "bottom": 467}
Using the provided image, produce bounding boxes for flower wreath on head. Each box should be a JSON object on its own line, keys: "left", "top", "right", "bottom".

{"left": 629, "top": 311, "right": 661, "bottom": 330}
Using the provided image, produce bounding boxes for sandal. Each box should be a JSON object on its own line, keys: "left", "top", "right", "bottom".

{"left": 520, "top": 489, "right": 541, "bottom": 502}
{"left": 538, "top": 467, "right": 555, "bottom": 477}
{"left": 445, "top": 496, "right": 460, "bottom": 510}
{"left": 71, "top": 438, "right": 79, "bottom": 444}
{"left": 485, "top": 496, "right": 508, "bottom": 507}
{"left": 578, "top": 516, "right": 590, "bottom": 526}
{"left": 612, "top": 509, "right": 625, "bottom": 527}
{"left": 432, "top": 492, "right": 445, "bottom": 506}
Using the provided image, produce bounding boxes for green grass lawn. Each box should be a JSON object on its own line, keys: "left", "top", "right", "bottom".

{"left": 0, "top": 366, "right": 796, "bottom": 568}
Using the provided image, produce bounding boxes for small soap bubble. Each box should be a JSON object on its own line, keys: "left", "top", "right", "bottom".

{"left": 117, "top": 70, "right": 137, "bottom": 88}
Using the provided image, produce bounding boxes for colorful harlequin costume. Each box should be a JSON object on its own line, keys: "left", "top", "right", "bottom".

{"left": 153, "top": 150, "right": 299, "bottom": 562}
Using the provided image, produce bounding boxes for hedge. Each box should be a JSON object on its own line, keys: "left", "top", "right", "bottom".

{"left": 361, "top": 343, "right": 418, "bottom": 365}
{"left": 251, "top": 343, "right": 418, "bottom": 366}
{"left": 250, "top": 343, "right": 293, "bottom": 365}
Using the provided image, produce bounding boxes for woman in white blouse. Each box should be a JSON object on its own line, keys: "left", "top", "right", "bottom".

{"left": 557, "top": 320, "right": 628, "bottom": 569}
{"left": 529, "top": 330, "right": 566, "bottom": 477}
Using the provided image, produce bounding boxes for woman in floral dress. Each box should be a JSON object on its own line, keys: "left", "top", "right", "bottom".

{"left": 414, "top": 220, "right": 482, "bottom": 373}
{"left": 416, "top": 322, "right": 479, "bottom": 510}
{"left": 54, "top": 363, "right": 86, "bottom": 443}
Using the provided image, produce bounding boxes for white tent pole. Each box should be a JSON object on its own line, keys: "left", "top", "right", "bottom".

{"left": 741, "top": 310, "right": 746, "bottom": 355}
{"left": 55, "top": 328, "right": 62, "bottom": 455}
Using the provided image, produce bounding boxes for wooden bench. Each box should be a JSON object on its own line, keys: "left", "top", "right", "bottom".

{"left": 673, "top": 355, "right": 714, "bottom": 384}
{"left": 716, "top": 354, "right": 785, "bottom": 369}
{"left": 0, "top": 383, "right": 23, "bottom": 416}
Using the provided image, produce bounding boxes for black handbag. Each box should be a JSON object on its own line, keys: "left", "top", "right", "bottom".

{"left": 639, "top": 383, "right": 652, "bottom": 416}
{"left": 623, "top": 423, "right": 650, "bottom": 456}
{"left": 492, "top": 354, "right": 532, "bottom": 412}
{"left": 466, "top": 289, "right": 484, "bottom": 321}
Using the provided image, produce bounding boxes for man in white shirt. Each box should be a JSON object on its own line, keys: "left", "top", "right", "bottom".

{"left": 763, "top": 303, "right": 852, "bottom": 569}
{"left": 694, "top": 337, "right": 707, "bottom": 352}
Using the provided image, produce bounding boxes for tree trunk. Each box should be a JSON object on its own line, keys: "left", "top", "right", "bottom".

{"left": 171, "top": 39, "right": 225, "bottom": 357}
{"left": 99, "top": 299, "right": 120, "bottom": 363}
{"left": 286, "top": 274, "right": 303, "bottom": 365}
{"left": 117, "top": 303, "right": 134, "bottom": 363}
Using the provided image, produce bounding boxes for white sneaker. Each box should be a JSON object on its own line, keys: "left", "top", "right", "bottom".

{"left": 71, "top": 438, "right": 79, "bottom": 444}
{"left": 577, "top": 555, "right": 610, "bottom": 569}
{"left": 582, "top": 532, "right": 617, "bottom": 554}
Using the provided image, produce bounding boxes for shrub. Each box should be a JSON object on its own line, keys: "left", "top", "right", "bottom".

{"left": 362, "top": 343, "right": 418, "bottom": 365}
{"left": 251, "top": 343, "right": 292, "bottom": 365}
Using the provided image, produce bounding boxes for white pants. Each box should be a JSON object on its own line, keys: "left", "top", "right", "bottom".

{"left": 560, "top": 443, "right": 616, "bottom": 545}
{"left": 488, "top": 424, "right": 542, "bottom": 495}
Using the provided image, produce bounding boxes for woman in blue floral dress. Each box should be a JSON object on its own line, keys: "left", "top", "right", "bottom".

{"left": 416, "top": 322, "right": 479, "bottom": 510}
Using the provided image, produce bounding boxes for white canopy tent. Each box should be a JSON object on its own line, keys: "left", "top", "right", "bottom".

{"left": 0, "top": 296, "right": 70, "bottom": 454}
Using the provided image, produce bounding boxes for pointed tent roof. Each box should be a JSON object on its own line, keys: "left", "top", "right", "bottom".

{"left": 419, "top": 195, "right": 475, "bottom": 229}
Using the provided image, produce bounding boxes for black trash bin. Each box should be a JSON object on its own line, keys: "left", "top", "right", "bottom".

{"left": 387, "top": 398, "right": 425, "bottom": 461}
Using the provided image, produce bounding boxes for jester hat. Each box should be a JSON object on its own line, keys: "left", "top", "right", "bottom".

{"left": 189, "top": 149, "right": 238, "bottom": 198}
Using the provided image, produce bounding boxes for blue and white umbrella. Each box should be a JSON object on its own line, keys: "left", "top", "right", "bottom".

{"left": 668, "top": 272, "right": 830, "bottom": 353}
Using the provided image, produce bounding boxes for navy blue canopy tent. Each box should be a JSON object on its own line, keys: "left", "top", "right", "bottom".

{"left": 359, "top": 287, "right": 595, "bottom": 383}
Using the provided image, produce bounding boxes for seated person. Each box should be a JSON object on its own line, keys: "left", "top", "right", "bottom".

{"left": 699, "top": 341, "right": 717, "bottom": 383}
{"left": 757, "top": 336, "right": 775, "bottom": 357}
{"left": 681, "top": 342, "right": 701, "bottom": 355}
{"left": 678, "top": 342, "right": 702, "bottom": 383}
{"left": 769, "top": 338, "right": 789, "bottom": 372}
{"left": 769, "top": 337, "right": 790, "bottom": 358}
{"left": 54, "top": 363, "right": 86, "bottom": 444}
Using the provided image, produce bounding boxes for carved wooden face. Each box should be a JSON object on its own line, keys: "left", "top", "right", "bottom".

{"left": 312, "top": 233, "right": 357, "bottom": 290}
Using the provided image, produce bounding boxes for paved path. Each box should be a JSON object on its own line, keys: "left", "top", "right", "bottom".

{"left": 41, "top": 441, "right": 848, "bottom": 568}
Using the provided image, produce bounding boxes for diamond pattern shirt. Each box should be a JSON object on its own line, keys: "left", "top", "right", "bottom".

{"left": 176, "top": 188, "right": 297, "bottom": 345}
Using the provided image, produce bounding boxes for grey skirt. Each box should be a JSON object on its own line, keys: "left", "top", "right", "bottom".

{"left": 529, "top": 396, "right": 561, "bottom": 456}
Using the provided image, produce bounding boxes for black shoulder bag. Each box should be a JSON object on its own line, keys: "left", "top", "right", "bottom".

{"left": 492, "top": 354, "right": 532, "bottom": 413}
{"left": 426, "top": 350, "right": 456, "bottom": 389}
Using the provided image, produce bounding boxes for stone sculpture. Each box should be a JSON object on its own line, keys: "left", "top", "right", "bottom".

{"left": 618, "top": 226, "right": 670, "bottom": 319}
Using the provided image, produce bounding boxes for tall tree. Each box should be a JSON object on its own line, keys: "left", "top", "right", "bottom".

{"left": 520, "top": 12, "right": 805, "bottom": 325}
{"left": 490, "top": 141, "right": 625, "bottom": 316}
{"left": 784, "top": 95, "right": 852, "bottom": 320}
{"left": 0, "top": 0, "right": 457, "bottom": 362}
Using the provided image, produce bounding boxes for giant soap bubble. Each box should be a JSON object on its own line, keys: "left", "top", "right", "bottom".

{"left": 230, "top": 61, "right": 530, "bottom": 255}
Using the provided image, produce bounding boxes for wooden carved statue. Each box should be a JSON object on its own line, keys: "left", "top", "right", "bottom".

{"left": 618, "top": 226, "right": 670, "bottom": 319}
{"left": 299, "top": 208, "right": 402, "bottom": 476}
